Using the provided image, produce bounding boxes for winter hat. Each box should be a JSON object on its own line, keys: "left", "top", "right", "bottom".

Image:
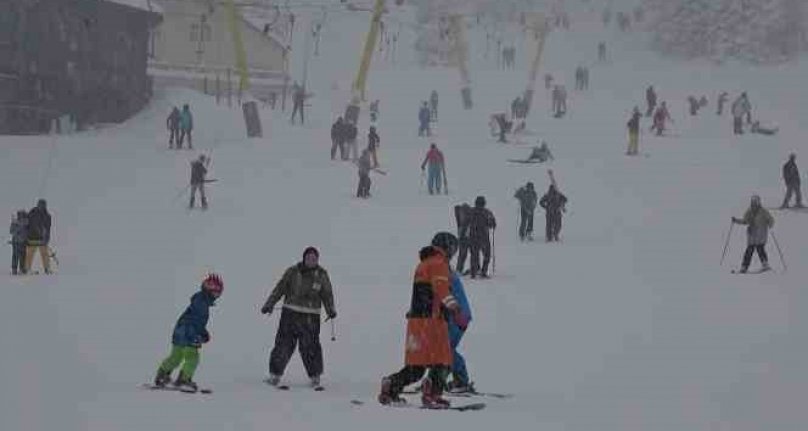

{"left": 431, "top": 232, "right": 458, "bottom": 258}
{"left": 303, "top": 246, "right": 319, "bottom": 261}
{"left": 474, "top": 196, "right": 486, "bottom": 208}
{"left": 526, "top": 182, "right": 534, "bottom": 189}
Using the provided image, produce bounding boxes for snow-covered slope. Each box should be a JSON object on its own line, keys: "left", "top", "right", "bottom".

{"left": 2, "top": 6, "right": 807, "bottom": 431}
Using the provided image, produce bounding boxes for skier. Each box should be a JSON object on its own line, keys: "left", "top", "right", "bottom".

{"left": 290, "top": 82, "right": 306, "bottom": 125}
{"left": 261, "top": 247, "right": 337, "bottom": 388}
{"left": 598, "top": 42, "right": 606, "bottom": 62}
{"left": 369, "top": 99, "right": 380, "bottom": 122}
{"left": 430, "top": 90, "right": 439, "bottom": 122}
{"left": 378, "top": 232, "right": 465, "bottom": 408}
{"left": 645, "top": 86, "right": 657, "bottom": 117}
{"left": 731, "top": 93, "right": 751, "bottom": 135}
{"left": 421, "top": 143, "right": 446, "bottom": 195}
{"left": 454, "top": 203, "right": 471, "bottom": 275}
{"left": 25, "top": 199, "right": 52, "bottom": 275}
{"left": 626, "top": 106, "right": 642, "bottom": 155}
{"left": 582, "top": 67, "right": 589, "bottom": 90}
{"left": 9, "top": 210, "right": 28, "bottom": 275}
{"left": 731, "top": 196, "right": 774, "bottom": 273}
{"left": 511, "top": 96, "right": 522, "bottom": 120}
{"left": 345, "top": 120, "right": 359, "bottom": 161}
{"left": 544, "top": 73, "right": 554, "bottom": 90}
{"left": 418, "top": 102, "right": 431, "bottom": 137}
{"left": 167, "top": 107, "right": 180, "bottom": 149}
{"left": 716, "top": 92, "right": 729, "bottom": 116}
{"left": 330, "top": 117, "right": 344, "bottom": 161}
{"left": 189, "top": 155, "right": 209, "bottom": 210}
{"left": 527, "top": 141, "right": 554, "bottom": 162}
{"left": 445, "top": 264, "right": 474, "bottom": 393}
{"left": 367, "top": 126, "right": 380, "bottom": 168}
{"left": 179, "top": 104, "right": 194, "bottom": 150}
{"left": 687, "top": 96, "right": 700, "bottom": 116}
{"left": 153, "top": 273, "right": 224, "bottom": 392}
{"left": 492, "top": 113, "right": 512, "bottom": 143}
{"left": 468, "top": 196, "right": 496, "bottom": 279}
{"left": 539, "top": 183, "right": 567, "bottom": 242}
{"left": 356, "top": 149, "right": 373, "bottom": 198}
{"left": 781, "top": 153, "right": 804, "bottom": 209}
{"left": 651, "top": 101, "right": 672, "bottom": 136}
{"left": 514, "top": 182, "right": 538, "bottom": 241}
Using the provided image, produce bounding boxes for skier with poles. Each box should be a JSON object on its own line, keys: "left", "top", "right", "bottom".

{"left": 468, "top": 196, "right": 496, "bottom": 279}
{"left": 781, "top": 153, "right": 804, "bottom": 209}
{"left": 419, "top": 102, "right": 432, "bottom": 137}
{"left": 539, "top": 170, "right": 567, "bottom": 242}
{"left": 454, "top": 203, "right": 472, "bottom": 275}
{"left": 514, "top": 182, "right": 538, "bottom": 241}
{"left": 189, "top": 155, "right": 210, "bottom": 210}
{"left": 421, "top": 143, "right": 447, "bottom": 195}
{"left": 378, "top": 232, "right": 466, "bottom": 408}
{"left": 261, "top": 247, "right": 337, "bottom": 389}
{"left": 153, "top": 273, "right": 223, "bottom": 392}
{"left": 731, "top": 195, "right": 774, "bottom": 273}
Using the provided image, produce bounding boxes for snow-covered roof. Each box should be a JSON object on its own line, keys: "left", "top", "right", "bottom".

{"left": 106, "top": 0, "right": 164, "bottom": 14}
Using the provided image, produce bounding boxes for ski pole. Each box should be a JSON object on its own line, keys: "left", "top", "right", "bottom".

{"left": 720, "top": 221, "right": 734, "bottom": 266}
{"left": 770, "top": 231, "right": 787, "bottom": 272}
{"left": 492, "top": 228, "right": 496, "bottom": 276}
{"left": 330, "top": 319, "right": 336, "bottom": 341}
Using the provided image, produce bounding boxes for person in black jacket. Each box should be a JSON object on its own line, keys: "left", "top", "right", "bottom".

{"left": 454, "top": 203, "right": 472, "bottom": 274}
{"left": 367, "top": 126, "right": 380, "bottom": 168}
{"left": 9, "top": 210, "right": 28, "bottom": 275}
{"left": 330, "top": 117, "right": 344, "bottom": 160}
{"left": 781, "top": 153, "right": 804, "bottom": 209}
{"left": 25, "top": 199, "right": 52, "bottom": 274}
{"left": 167, "top": 107, "right": 180, "bottom": 149}
{"left": 189, "top": 155, "right": 209, "bottom": 210}
{"left": 468, "top": 196, "right": 496, "bottom": 278}
{"left": 514, "top": 182, "right": 538, "bottom": 241}
{"left": 626, "top": 106, "right": 642, "bottom": 155}
{"left": 540, "top": 185, "right": 567, "bottom": 242}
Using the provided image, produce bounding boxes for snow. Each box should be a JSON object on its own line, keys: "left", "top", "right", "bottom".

{"left": 107, "top": 0, "right": 164, "bottom": 14}
{"left": 3, "top": 3, "right": 808, "bottom": 431}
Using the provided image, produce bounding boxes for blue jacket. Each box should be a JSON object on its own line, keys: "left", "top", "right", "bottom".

{"left": 171, "top": 288, "right": 216, "bottom": 347}
{"left": 419, "top": 107, "right": 431, "bottom": 125}
{"left": 449, "top": 271, "right": 472, "bottom": 328}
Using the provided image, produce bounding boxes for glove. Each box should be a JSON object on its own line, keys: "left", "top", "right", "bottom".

{"left": 454, "top": 310, "right": 469, "bottom": 330}
{"left": 261, "top": 305, "right": 273, "bottom": 315}
{"left": 326, "top": 310, "right": 337, "bottom": 320}
{"left": 201, "top": 333, "right": 211, "bottom": 344}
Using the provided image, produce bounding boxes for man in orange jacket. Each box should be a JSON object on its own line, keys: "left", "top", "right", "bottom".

{"left": 378, "top": 232, "right": 466, "bottom": 408}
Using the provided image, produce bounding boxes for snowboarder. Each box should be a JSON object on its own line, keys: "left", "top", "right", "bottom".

{"left": 378, "top": 232, "right": 465, "bottom": 408}
{"left": 261, "top": 248, "right": 336, "bottom": 389}
{"left": 421, "top": 143, "right": 446, "bottom": 195}
{"left": 651, "top": 101, "right": 672, "bottom": 136}
{"left": 418, "top": 102, "right": 431, "bottom": 137}
{"left": 429, "top": 90, "right": 439, "bottom": 122}
{"left": 9, "top": 210, "right": 27, "bottom": 275}
{"left": 167, "top": 107, "right": 181, "bottom": 149}
{"left": 330, "top": 117, "right": 345, "bottom": 161}
{"left": 526, "top": 141, "right": 554, "bottom": 163}
{"left": 367, "top": 126, "right": 380, "bottom": 168}
{"left": 781, "top": 153, "right": 803, "bottom": 209}
{"left": 687, "top": 96, "right": 700, "bottom": 116}
{"left": 514, "top": 182, "right": 538, "bottom": 241}
{"left": 731, "top": 93, "right": 751, "bottom": 135}
{"left": 454, "top": 203, "right": 471, "bottom": 275}
{"left": 356, "top": 148, "right": 373, "bottom": 198}
{"left": 645, "top": 86, "right": 657, "bottom": 117}
{"left": 468, "top": 196, "right": 496, "bottom": 279}
{"left": 539, "top": 183, "right": 567, "bottom": 242}
{"left": 153, "top": 273, "right": 224, "bottom": 392}
{"left": 626, "top": 106, "right": 642, "bottom": 155}
{"left": 445, "top": 266, "right": 474, "bottom": 393}
{"left": 25, "top": 199, "right": 51, "bottom": 275}
{"left": 189, "top": 155, "right": 210, "bottom": 210}
{"left": 716, "top": 92, "right": 729, "bottom": 116}
{"left": 731, "top": 196, "right": 774, "bottom": 273}
{"left": 290, "top": 82, "right": 306, "bottom": 125}
{"left": 179, "top": 104, "right": 194, "bottom": 149}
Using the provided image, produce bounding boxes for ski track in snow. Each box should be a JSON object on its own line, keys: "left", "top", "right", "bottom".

{"left": 1, "top": 4, "right": 807, "bottom": 431}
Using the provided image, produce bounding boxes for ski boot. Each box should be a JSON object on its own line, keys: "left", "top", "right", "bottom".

{"left": 761, "top": 262, "right": 771, "bottom": 272}
{"left": 265, "top": 374, "right": 281, "bottom": 387}
{"left": 173, "top": 375, "right": 198, "bottom": 393}
{"left": 153, "top": 368, "right": 172, "bottom": 388}
{"left": 201, "top": 197, "right": 208, "bottom": 211}
{"left": 310, "top": 375, "right": 322, "bottom": 389}
{"left": 447, "top": 380, "right": 476, "bottom": 394}
{"left": 378, "top": 377, "right": 405, "bottom": 405}
{"left": 739, "top": 266, "right": 748, "bottom": 274}
{"left": 421, "top": 378, "right": 450, "bottom": 409}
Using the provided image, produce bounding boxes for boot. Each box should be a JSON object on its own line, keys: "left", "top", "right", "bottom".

{"left": 761, "top": 261, "right": 771, "bottom": 271}
{"left": 201, "top": 197, "right": 208, "bottom": 210}
{"left": 154, "top": 368, "right": 172, "bottom": 387}
{"left": 266, "top": 374, "right": 281, "bottom": 386}
{"left": 173, "top": 375, "right": 198, "bottom": 392}
{"left": 310, "top": 375, "right": 321, "bottom": 388}
{"left": 377, "top": 377, "right": 405, "bottom": 405}
{"left": 421, "top": 378, "right": 450, "bottom": 409}
{"left": 447, "top": 379, "right": 476, "bottom": 394}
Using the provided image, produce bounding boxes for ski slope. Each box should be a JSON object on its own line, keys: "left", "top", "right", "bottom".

{"left": 2, "top": 5, "right": 808, "bottom": 431}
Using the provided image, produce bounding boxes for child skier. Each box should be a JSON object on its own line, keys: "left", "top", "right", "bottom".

{"left": 9, "top": 210, "right": 28, "bottom": 275}
{"left": 731, "top": 195, "right": 774, "bottom": 273}
{"left": 153, "top": 273, "right": 224, "bottom": 392}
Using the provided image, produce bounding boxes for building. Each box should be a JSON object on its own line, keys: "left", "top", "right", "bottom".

{"left": 149, "top": 0, "right": 291, "bottom": 103}
{"left": 0, "top": 0, "right": 161, "bottom": 134}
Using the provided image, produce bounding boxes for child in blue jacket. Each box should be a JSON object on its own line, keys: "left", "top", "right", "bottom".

{"left": 447, "top": 270, "right": 474, "bottom": 392}
{"left": 153, "top": 274, "right": 223, "bottom": 392}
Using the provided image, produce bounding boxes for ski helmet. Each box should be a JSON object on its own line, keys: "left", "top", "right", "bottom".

{"left": 203, "top": 273, "right": 224, "bottom": 296}
{"left": 431, "top": 232, "right": 458, "bottom": 258}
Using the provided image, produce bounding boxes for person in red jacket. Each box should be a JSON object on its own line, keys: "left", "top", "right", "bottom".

{"left": 421, "top": 143, "right": 446, "bottom": 195}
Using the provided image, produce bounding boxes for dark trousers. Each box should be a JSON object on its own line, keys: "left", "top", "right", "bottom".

{"left": 742, "top": 244, "right": 768, "bottom": 269}
{"left": 782, "top": 184, "right": 803, "bottom": 207}
{"left": 11, "top": 242, "right": 26, "bottom": 274}
{"left": 385, "top": 365, "right": 449, "bottom": 397}
{"left": 419, "top": 123, "right": 430, "bottom": 137}
{"left": 169, "top": 128, "right": 179, "bottom": 148}
{"left": 189, "top": 183, "right": 207, "bottom": 209}
{"left": 545, "top": 212, "right": 562, "bottom": 241}
{"left": 291, "top": 103, "right": 304, "bottom": 124}
{"left": 269, "top": 308, "right": 323, "bottom": 378}
{"left": 179, "top": 129, "right": 192, "bottom": 148}
{"left": 456, "top": 237, "right": 470, "bottom": 273}
{"left": 733, "top": 116, "right": 743, "bottom": 135}
{"left": 519, "top": 208, "right": 534, "bottom": 240}
{"left": 357, "top": 172, "right": 371, "bottom": 198}
{"left": 330, "top": 138, "right": 341, "bottom": 160}
{"left": 470, "top": 236, "right": 491, "bottom": 277}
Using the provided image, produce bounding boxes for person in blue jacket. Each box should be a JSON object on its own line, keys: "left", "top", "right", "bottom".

{"left": 153, "top": 273, "right": 223, "bottom": 392}
{"left": 446, "top": 270, "right": 474, "bottom": 393}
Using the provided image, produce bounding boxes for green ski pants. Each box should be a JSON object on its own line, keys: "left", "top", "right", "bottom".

{"left": 158, "top": 345, "right": 200, "bottom": 380}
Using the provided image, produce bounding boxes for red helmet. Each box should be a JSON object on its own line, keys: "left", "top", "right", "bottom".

{"left": 203, "top": 273, "right": 224, "bottom": 296}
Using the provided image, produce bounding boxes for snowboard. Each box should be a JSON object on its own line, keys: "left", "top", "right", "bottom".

{"left": 140, "top": 383, "right": 212, "bottom": 394}
{"left": 731, "top": 267, "right": 772, "bottom": 274}
{"left": 350, "top": 399, "right": 486, "bottom": 411}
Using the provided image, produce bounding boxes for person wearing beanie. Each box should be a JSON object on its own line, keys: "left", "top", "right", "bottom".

{"left": 261, "top": 247, "right": 337, "bottom": 389}
{"left": 467, "top": 196, "right": 496, "bottom": 278}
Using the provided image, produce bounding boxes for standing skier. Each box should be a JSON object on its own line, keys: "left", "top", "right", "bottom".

{"left": 421, "top": 143, "right": 446, "bottom": 195}
{"left": 153, "top": 273, "right": 223, "bottom": 392}
{"left": 430, "top": 90, "right": 439, "bottom": 122}
{"left": 167, "top": 107, "right": 180, "bottom": 149}
{"left": 378, "top": 232, "right": 465, "bottom": 408}
{"left": 731, "top": 195, "right": 774, "bottom": 273}
{"left": 367, "top": 126, "right": 380, "bottom": 168}
{"left": 189, "top": 155, "right": 210, "bottom": 210}
{"left": 626, "top": 106, "right": 642, "bottom": 155}
{"left": 454, "top": 203, "right": 471, "bottom": 275}
{"left": 179, "top": 104, "right": 193, "bottom": 150}
{"left": 468, "top": 196, "right": 496, "bottom": 279}
{"left": 716, "top": 92, "right": 729, "bottom": 116}
{"left": 598, "top": 42, "right": 607, "bottom": 62}
{"left": 781, "top": 153, "right": 804, "bottom": 209}
{"left": 345, "top": 121, "right": 359, "bottom": 161}
{"left": 25, "top": 199, "right": 52, "bottom": 275}
{"left": 731, "top": 93, "right": 751, "bottom": 135}
{"left": 9, "top": 210, "right": 28, "bottom": 275}
{"left": 419, "top": 102, "right": 431, "bottom": 137}
{"left": 651, "top": 101, "right": 672, "bottom": 136}
{"left": 330, "top": 117, "right": 345, "bottom": 161}
{"left": 290, "top": 82, "right": 306, "bottom": 125}
{"left": 645, "top": 86, "right": 657, "bottom": 117}
{"left": 514, "top": 182, "right": 538, "bottom": 241}
{"left": 261, "top": 247, "right": 337, "bottom": 388}
{"left": 356, "top": 149, "right": 373, "bottom": 198}
{"left": 539, "top": 183, "right": 567, "bottom": 242}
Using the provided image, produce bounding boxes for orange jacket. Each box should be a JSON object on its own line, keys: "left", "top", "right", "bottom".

{"left": 404, "top": 246, "right": 457, "bottom": 366}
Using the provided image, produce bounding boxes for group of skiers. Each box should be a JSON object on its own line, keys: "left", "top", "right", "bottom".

{"left": 574, "top": 66, "right": 590, "bottom": 91}
{"left": 513, "top": 174, "right": 568, "bottom": 243}
{"left": 330, "top": 117, "right": 360, "bottom": 161}
{"left": 166, "top": 105, "right": 194, "bottom": 150}
{"left": 8, "top": 199, "right": 53, "bottom": 275}
{"left": 454, "top": 197, "right": 496, "bottom": 279}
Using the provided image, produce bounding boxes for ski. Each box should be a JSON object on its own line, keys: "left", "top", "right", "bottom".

{"left": 402, "top": 389, "right": 513, "bottom": 399}
{"left": 731, "top": 268, "right": 773, "bottom": 274}
{"left": 350, "top": 399, "right": 485, "bottom": 411}
{"left": 507, "top": 159, "right": 545, "bottom": 164}
{"left": 140, "top": 383, "right": 212, "bottom": 394}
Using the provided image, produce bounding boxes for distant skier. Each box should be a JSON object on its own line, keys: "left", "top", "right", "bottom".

{"left": 167, "top": 107, "right": 181, "bottom": 149}
{"left": 345, "top": 120, "right": 359, "bottom": 161}
{"left": 539, "top": 183, "right": 567, "bottom": 242}
{"left": 367, "top": 126, "right": 380, "bottom": 168}
{"left": 716, "top": 92, "right": 729, "bottom": 116}
{"left": 454, "top": 203, "right": 472, "bottom": 275}
{"left": 598, "top": 42, "right": 607, "bottom": 62}
{"left": 645, "top": 86, "right": 657, "bottom": 117}
{"left": 330, "top": 117, "right": 345, "bottom": 161}
{"left": 189, "top": 155, "right": 209, "bottom": 210}
{"left": 552, "top": 85, "right": 567, "bottom": 117}
{"left": 25, "top": 199, "right": 52, "bottom": 274}
{"left": 261, "top": 247, "right": 336, "bottom": 388}
{"left": 418, "top": 102, "right": 431, "bottom": 137}
{"left": 378, "top": 232, "right": 464, "bottom": 408}
{"left": 153, "top": 273, "right": 223, "bottom": 392}
{"left": 445, "top": 268, "right": 474, "bottom": 393}
{"left": 421, "top": 143, "right": 446, "bottom": 195}
{"left": 651, "top": 101, "right": 672, "bottom": 136}
{"left": 179, "top": 104, "right": 193, "bottom": 149}
{"left": 731, "top": 93, "right": 751, "bottom": 135}
{"left": 781, "top": 153, "right": 804, "bottom": 209}
{"left": 626, "top": 106, "right": 642, "bottom": 155}
{"left": 468, "top": 196, "right": 496, "bottom": 279}
{"left": 731, "top": 195, "right": 774, "bottom": 273}
{"left": 687, "top": 96, "right": 700, "bottom": 116}
{"left": 290, "top": 82, "right": 306, "bottom": 125}
{"left": 9, "top": 210, "right": 28, "bottom": 275}
{"left": 514, "top": 182, "right": 538, "bottom": 241}
{"left": 369, "top": 99, "right": 380, "bottom": 122}
{"left": 544, "top": 73, "right": 554, "bottom": 90}
{"left": 356, "top": 148, "right": 373, "bottom": 198}
{"left": 429, "top": 90, "right": 439, "bottom": 122}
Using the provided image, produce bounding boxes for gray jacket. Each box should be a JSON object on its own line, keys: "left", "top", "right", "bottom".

{"left": 736, "top": 206, "right": 774, "bottom": 245}
{"left": 263, "top": 263, "right": 336, "bottom": 316}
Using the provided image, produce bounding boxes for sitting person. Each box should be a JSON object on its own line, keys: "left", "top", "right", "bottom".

{"left": 528, "top": 141, "right": 554, "bottom": 162}
{"left": 751, "top": 121, "right": 778, "bottom": 136}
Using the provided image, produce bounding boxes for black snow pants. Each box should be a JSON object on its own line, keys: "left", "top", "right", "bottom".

{"left": 269, "top": 308, "right": 323, "bottom": 378}
{"left": 357, "top": 172, "right": 371, "bottom": 198}
{"left": 469, "top": 235, "right": 491, "bottom": 277}
{"left": 733, "top": 116, "right": 744, "bottom": 135}
{"left": 545, "top": 211, "right": 562, "bottom": 242}
{"left": 742, "top": 244, "right": 768, "bottom": 269}
{"left": 519, "top": 208, "right": 534, "bottom": 240}
{"left": 456, "top": 236, "right": 470, "bottom": 274}
{"left": 11, "top": 242, "right": 26, "bottom": 274}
